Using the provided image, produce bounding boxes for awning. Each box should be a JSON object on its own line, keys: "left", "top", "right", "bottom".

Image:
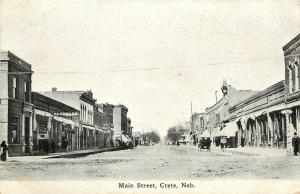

{"left": 218, "top": 122, "right": 238, "bottom": 137}
{"left": 211, "top": 127, "right": 221, "bottom": 137}
{"left": 53, "top": 116, "right": 74, "bottom": 125}
{"left": 34, "top": 109, "right": 52, "bottom": 117}
{"left": 95, "top": 127, "right": 105, "bottom": 133}
{"left": 200, "top": 130, "right": 211, "bottom": 138}
{"left": 82, "top": 125, "right": 95, "bottom": 130}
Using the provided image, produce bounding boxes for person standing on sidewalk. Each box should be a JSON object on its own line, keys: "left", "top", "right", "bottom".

{"left": 220, "top": 137, "right": 227, "bottom": 152}
{"left": 292, "top": 132, "right": 300, "bottom": 156}
{"left": 1, "top": 141, "right": 8, "bottom": 161}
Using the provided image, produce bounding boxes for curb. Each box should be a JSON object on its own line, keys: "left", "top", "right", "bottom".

{"left": 44, "top": 147, "right": 122, "bottom": 159}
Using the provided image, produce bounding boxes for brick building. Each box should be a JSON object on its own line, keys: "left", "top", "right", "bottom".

{"left": 0, "top": 51, "right": 33, "bottom": 156}
{"left": 113, "top": 104, "right": 130, "bottom": 141}
{"left": 227, "top": 33, "right": 300, "bottom": 153}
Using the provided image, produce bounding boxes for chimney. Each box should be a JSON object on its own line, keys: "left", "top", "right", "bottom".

{"left": 52, "top": 87, "right": 57, "bottom": 92}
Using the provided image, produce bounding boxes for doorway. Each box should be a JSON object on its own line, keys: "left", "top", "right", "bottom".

{"left": 25, "top": 116, "right": 30, "bottom": 153}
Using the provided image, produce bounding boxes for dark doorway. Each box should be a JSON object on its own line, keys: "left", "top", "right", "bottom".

{"left": 25, "top": 116, "right": 30, "bottom": 153}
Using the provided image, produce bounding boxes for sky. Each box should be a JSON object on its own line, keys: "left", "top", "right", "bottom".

{"left": 0, "top": 0, "right": 299, "bottom": 138}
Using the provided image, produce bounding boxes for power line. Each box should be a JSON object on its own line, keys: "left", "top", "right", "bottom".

{"left": 0, "top": 56, "right": 280, "bottom": 75}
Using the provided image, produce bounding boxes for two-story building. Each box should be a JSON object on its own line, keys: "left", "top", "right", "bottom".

{"left": 204, "top": 82, "right": 258, "bottom": 144}
{"left": 283, "top": 33, "right": 300, "bottom": 153}
{"left": 227, "top": 33, "right": 300, "bottom": 153}
{"left": 32, "top": 92, "right": 79, "bottom": 153}
{"left": 0, "top": 51, "right": 33, "bottom": 156}
{"left": 113, "top": 104, "right": 131, "bottom": 143}
{"left": 41, "top": 89, "right": 97, "bottom": 150}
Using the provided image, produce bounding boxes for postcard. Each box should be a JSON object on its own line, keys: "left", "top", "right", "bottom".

{"left": 0, "top": 0, "right": 299, "bottom": 193}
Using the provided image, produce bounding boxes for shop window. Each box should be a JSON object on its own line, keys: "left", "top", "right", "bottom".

{"left": 12, "top": 77, "right": 18, "bottom": 99}
{"left": 36, "top": 115, "right": 48, "bottom": 133}
{"left": 9, "top": 115, "right": 20, "bottom": 144}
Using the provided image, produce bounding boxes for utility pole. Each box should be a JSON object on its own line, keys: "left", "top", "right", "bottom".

{"left": 191, "top": 101, "right": 193, "bottom": 132}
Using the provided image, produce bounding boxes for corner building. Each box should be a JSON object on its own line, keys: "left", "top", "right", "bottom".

{"left": 0, "top": 51, "right": 33, "bottom": 156}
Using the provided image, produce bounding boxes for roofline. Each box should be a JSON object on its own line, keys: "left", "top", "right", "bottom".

{"left": 282, "top": 33, "right": 300, "bottom": 51}
{"left": 0, "top": 51, "right": 33, "bottom": 71}
{"left": 229, "top": 80, "right": 284, "bottom": 111}
{"left": 32, "top": 91, "right": 79, "bottom": 112}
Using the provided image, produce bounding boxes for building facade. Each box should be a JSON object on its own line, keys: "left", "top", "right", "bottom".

{"left": 226, "top": 33, "right": 300, "bottom": 153}
{"left": 283, "top": 33, "right": 300, "bottom": 153}
{"left": 41, "top": 89, "right": 98, "bottom": 150}
{"left": 113, "top": 105, "right": 128, "bottom": 138}
{"left": 229, "top": 81, "right": 286, "bottom": 148}
{"left": 204, "top": 82, "right": 258, "bottom": 139}
{"left": 32, "top": 92, "right": 79, "bottom": 153}
{"left": 0, "top": 51, "right": 33, "bottom": 156}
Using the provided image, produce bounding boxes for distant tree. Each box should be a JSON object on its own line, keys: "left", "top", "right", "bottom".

{"left": 166, "top": 126, "right": 185, "bottom": 142}
{"left": 141, "top": 131, "right": 161, "bottom": 143}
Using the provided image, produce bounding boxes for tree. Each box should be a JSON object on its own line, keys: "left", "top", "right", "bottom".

{"left": 142, "top": 130, "right": 161, "bottom": 143}
{"left": 166, "top": 126, "right": 185, "bottom": 142}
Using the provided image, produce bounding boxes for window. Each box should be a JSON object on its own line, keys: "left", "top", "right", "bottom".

{"left": 295, "top": 64, "right": 299, "bottom": 91}
{"left": 9, "top": 115, "right": 20, "bottom": 144}
{"left": 84, "top": 106, "right": 86, "bottom": 120}
{"left": 288, "top": 62, "right": 293, "bottom": 94}
{"left": 36, "top": 115, "right": 48, "bottom": 133}
{"left": 24, "top": 82, "right": 30, "bottom": 102}
{"left": 80, "top": 104, "right": 83, "bottom": 119}
{"left": 296, "top": 59, "right": 300, "bottom": 92}
{"left": 12, "top": 77, "right": 18, "bottom": 99}
{"left": 216, "top": 113, "right": 220, "bottom": 122}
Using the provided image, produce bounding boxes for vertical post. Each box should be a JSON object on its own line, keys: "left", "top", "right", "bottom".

{"left": 29, "top": 114, "right": 33, "bottom": 153}
{"left": 190, "top": 101, "right": 193, "bottom": 145}
{"left": 255, "top": 118, "right": 259, "bottom": 146}
{"left": 296, "top": 108, "right": 300, "bottom": 134}
{"left": 21, "top": 114, "right": 25, "bottom": 153}
{"left": 285, "top": 109, "right": 293, "bottom": 156}
{"left": 267, "top": 112, "right": 273, "bottom": 148}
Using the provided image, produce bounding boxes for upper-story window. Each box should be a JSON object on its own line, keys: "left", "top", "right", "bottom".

{"left": 24, "top": 82, "right": 30, "bottom": 102}
{"left": 295, "top": 60, "right": 300, "bottom": 92}
{"left": 12, "top": 77, "right": 18, "bottom": 99}
{"left": 80, "top": 104, "right": 83, "bottom": 120}
{"left": 288, "top": 58, "right": 300, "bottom": 94}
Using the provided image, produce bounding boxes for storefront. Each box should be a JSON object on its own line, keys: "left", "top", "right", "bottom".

{"left": 32, "top": 92, "right": 79, "bottom": 154}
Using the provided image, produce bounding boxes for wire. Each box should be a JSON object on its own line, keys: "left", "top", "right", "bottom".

{"left": 0, "top": 56, "right": 279, "bottom": 75}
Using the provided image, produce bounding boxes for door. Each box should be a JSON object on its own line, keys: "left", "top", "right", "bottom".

{"left": 25, "top": 117, "right": 30, "bottom": 153}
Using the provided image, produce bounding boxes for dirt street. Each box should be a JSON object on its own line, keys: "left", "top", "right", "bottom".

{"left": 1, "top": 144, "right": 300, "bottom": 180}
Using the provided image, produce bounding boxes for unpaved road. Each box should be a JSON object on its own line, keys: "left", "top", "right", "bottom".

{"left": 1, "top": 144, "right": 300, "bottom": 180}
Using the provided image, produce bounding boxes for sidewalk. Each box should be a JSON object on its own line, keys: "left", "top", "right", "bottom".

{"left": 8, "top": 147, "right": 121, "bottom": 161}
{"left": 211, "top": 146, "right": 287, "bottom": 157}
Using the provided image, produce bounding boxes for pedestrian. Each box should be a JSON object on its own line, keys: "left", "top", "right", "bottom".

{"left": 292, "top": 132, "right": 300, "bottom": 156}
{"left": 1, "top": 141, "right": 8, "bottom": 161}
{"left": 220, "top": 137, "right": 227, "bottom": 152}
{"left": 207, "top": 138, "right": 211, "bottom": 151}
{"left": 51, "top": 140, "right": 56, "bottom": 153}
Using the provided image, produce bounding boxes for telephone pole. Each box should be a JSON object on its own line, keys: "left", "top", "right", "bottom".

{"left": 191, "top": 101, "right": 193, "bottom": 132}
